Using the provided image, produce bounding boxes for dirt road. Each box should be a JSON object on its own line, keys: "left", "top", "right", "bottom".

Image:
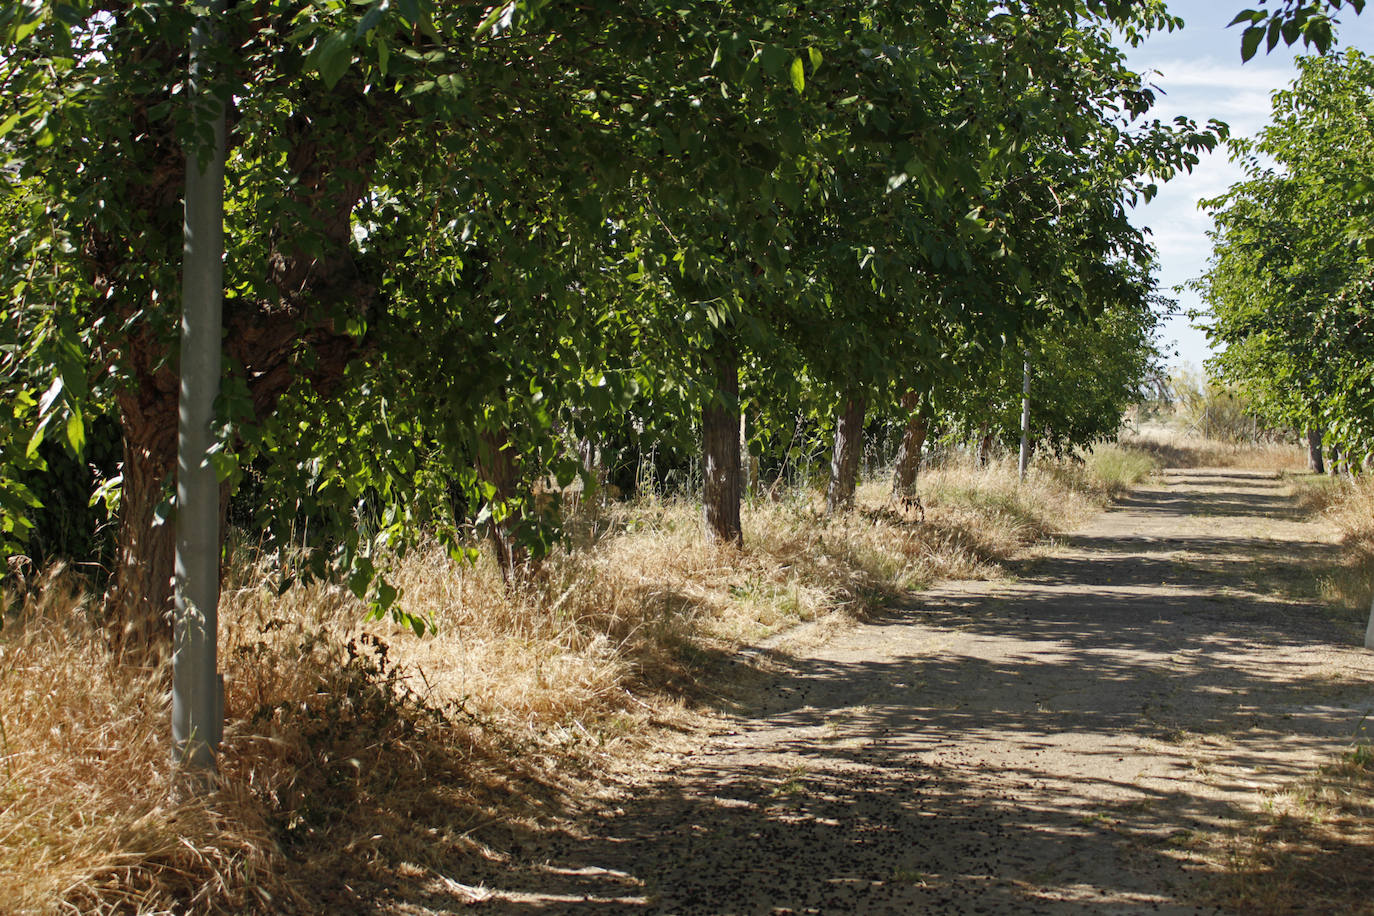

{"left": 440, "top": 469, "right": 1374, "bottom": 914}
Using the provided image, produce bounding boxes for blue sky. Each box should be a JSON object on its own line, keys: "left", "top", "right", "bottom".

{"left": 1123, "top": 0, "right": 1374, "bottom": 370}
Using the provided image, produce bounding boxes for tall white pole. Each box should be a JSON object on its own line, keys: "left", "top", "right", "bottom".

{"left": 172, "top": 3, "right": 227, "bottom": 771}
{"left": 1018, "top": 351, "right": 1031, "bottom": 480}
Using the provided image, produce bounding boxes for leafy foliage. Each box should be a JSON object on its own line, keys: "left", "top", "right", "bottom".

{"left": 1229, "top": 0, "right": 1367, "bottom": 60}
{"left": 1197, "top": 51, "right": 1374, "bottom": 457}
{"left": 0, "top": 0, "right": 1217, "bottom": 635}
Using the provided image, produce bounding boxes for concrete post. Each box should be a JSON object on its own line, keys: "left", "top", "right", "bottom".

{"left": 172, "top": 3, "right": 227, "bottom": 771}
{"left": 1018, "top": 353, "right": 1031, "bottom": 480}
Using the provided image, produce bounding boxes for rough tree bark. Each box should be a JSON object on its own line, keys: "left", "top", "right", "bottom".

{"left": 826, "top": 393, "right": 866, "bottom": 513}
{"left": 105, "top": 382, "right": 180, "bottom": 659}
{"left": 891, "top": 391, "right": 930, "bottom": 503}
{"left": 702, "top": 337, "right": 742, "bottom": 546}
{"left": 476, "top": 427, "right": 529, "bottom": 583}
{"left": 1306, "top": 428, "right": 1325, "bottom": 475}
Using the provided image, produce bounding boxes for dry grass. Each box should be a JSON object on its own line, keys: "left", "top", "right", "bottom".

{"left": 1208, "top": 745, "right": 1374, "bottom": 915}
{"left": 2, "top": 451, "right": 1135, "bottom": 914}
{"left": 1291, "top": 474, "right": 1374, "bottom": 613}
{"left": 1119, "top": 424, "right": 1307, "bottom": 472}
{"left": 1194, "top": 470, "right": 1374, "bottom": 914}
{"left": 0, "top": 569, "right": 285, "bottom": 915}
{"left": 1083, "top": 443, "right": 1160, "bottom": 498}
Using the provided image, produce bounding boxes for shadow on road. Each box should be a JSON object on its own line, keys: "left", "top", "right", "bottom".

{"left": 371, "top": 470, "right": 1374, "bottom": 914}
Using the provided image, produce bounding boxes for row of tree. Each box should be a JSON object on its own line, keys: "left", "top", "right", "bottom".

{"left": 1197, "top": 48, "right": 1374, "bottom": 473}
{"left": 0, "top": 1, "right": 1222, "bottom": 653}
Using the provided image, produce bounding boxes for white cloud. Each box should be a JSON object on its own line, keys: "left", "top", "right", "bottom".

{"left": 1137, "top": 57, "right": 1291, "bottom": 92}
{"left": 1113, "top": 0, "right": 1374, "bottom": 369}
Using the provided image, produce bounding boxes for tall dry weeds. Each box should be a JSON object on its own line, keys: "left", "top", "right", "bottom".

{"left": 1120, "top": 425, "right": 1306, "bottom": 472}
{"left": 3, "top": 450, "right": 1133, "bottom": 913}
{"left": 0, "top": 568, "right": 283, "bottom": 915}
{"left": 1291, "top": 474, "right": 1374, "bottom": 613}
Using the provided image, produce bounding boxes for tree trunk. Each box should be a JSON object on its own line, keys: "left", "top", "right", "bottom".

{"left": 702, "top": 338, "right": 742, "bottom": 546}
{"left": 477, "top": 427, "right": 527, "bottom": 583}
{"left": 826, "top": 394, "right": 866, "bottom": 513}
{"left": 106, "top": 388, "right": 180, "bottom": 661}
{"left": 891, "top": 391, "right": 930, "bottom": 502}
{"left": 977, "top": 422, "right": 992, "bottom": 467}
{"left": 82, "top": 44, "right": 372, "bottom": 664}
{"left": 1330, "top": 444, "right": 1342, "bottom": 476}
{"left": 1306, "top": 428, "right": 1325, "bottom": 474}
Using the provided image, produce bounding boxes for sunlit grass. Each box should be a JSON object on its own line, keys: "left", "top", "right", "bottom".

{"left": 1120, "top": 423, "right": 1307, "bottom": 472}
{"left": 1085, "top": 443, "right": 1159, "bottom": 497}
{"left": 3, "top": 449, "right": 1136, "bottom": 913}
{"left": 1290, "top": 473, "right": 1374, "bottom": 614}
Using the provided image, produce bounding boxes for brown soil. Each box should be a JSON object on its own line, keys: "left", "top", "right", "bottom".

{"left": 391, "top": 469, "right": 1374, "bottom": 914}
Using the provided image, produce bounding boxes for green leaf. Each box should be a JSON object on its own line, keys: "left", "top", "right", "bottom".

{"left": 1240, "top": 26, "right": 1263, "bottom": 61}
{"left": 209, "top": 449, "right": 239, "bottom": 483}
{"left": 789, "top": 56, "right": 805, "bottom": 94}
{"left": 315, "top": 31, "right": 355, "bottom": 89}
{"left": 64, "top": 411, "right": 84, "bottom": 455}
{"left": 348, "top": 555, "right": 376, "bottom": 598}
{"left": 758, "top": 44, "right": 789, "bottom": 78}
{"left": 355, "top": 1, "right": 386, "bottom": 38}
{"left": 377, "top": 38, "right": 390, "bottom": 76}
{"left": 778, "top": 179, "right": 800, "bottom": 211}
{"left": 37, "top": 376, "right": 63, "bottom": 415}
{"left": 476, "top": 1, "right": 513, "bottom": 34}
{"left": 376, "top": 578, "right": 398, "bottom": 607}
{"left": 437, "top": 72, "right": 465, "bottom": 96}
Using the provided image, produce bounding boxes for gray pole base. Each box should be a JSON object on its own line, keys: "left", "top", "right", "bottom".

{"left": 171, "top": 4, "right": 227, "bottom": 774}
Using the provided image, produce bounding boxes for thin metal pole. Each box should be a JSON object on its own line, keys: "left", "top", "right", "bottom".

{"left": 173, "top": 3, "right": 227, "bottom": 771}
{"left": 1018, "top": 351, "right": 1030, "bottom": 480}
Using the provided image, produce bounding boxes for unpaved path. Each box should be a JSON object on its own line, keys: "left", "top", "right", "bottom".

{"left": 435, "top": 470, "right": 1374, "bottom": 914}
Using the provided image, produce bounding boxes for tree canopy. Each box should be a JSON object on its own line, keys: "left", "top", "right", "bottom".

{"left": 0, "top": 0, "right": 1218, "bottom": 644}
{"left": 1197, "top": 50, "right": 1374, "bottom": 456}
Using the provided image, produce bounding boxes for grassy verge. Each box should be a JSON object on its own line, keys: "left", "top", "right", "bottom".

{"left": 1084, "top": 442, "right": 1159, "bottom": 497}
{"left": 1119, "top": 424, "right": 1306, "bottom": 472}
{"left": 1208, "top": 745, "right": 1374, "bottom": 915}
{"left": 1292, "top": 473, "right": 1374, "bottom": 613}
{"left": 1195, "top": 469, "right": 1374, "bottom": 914}
{"left": 2, "top": 449, "right": 1148, "bottom": 914}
